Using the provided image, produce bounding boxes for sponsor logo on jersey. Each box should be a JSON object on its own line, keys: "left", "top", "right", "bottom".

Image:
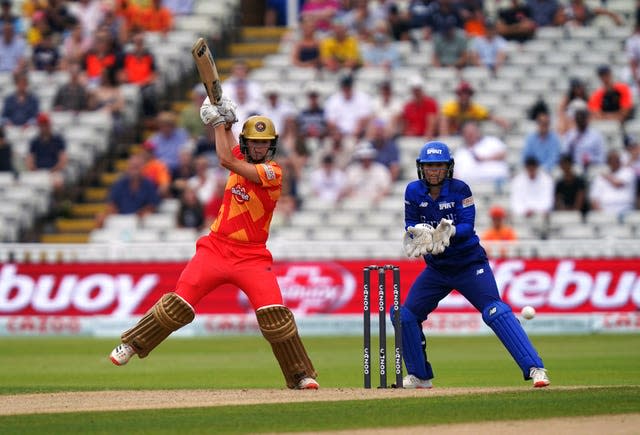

{"left": 462, "top": 196, "right": 474, "bottom": 208}
{"left": 419, "top": 201, "right": 429, "bottom": 207}
{"left": 262, "top": 163, "right": 276, "bottom": 180}
{"left": 427, "top": 148, "right": 442, "bottom": 154}
{"left": 439, "top": 201, "right": 455, "bottom": 210}
{"left": 231, "top": 184, "right": 250, "bottom": 203}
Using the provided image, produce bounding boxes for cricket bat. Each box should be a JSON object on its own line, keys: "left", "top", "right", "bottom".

{"left": 191, "top": 37, "right": 222, "bottom": 105}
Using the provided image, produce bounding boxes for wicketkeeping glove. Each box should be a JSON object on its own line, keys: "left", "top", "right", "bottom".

{"left": 403, "top": 223, "right": 434, "bottom": 257}
{"left": 431, "top": 218, "right": 456, "bottom": 255}
{"left": 200, "top": 96, "right": 238, "bottom": 127}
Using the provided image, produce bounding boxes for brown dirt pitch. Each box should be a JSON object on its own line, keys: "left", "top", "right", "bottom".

{"left": 3, "top": 387, "right": 638, "bottom": 434}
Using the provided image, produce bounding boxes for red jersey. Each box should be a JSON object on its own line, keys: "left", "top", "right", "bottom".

{"left": 403, "top": 96, "right": 438, "bottom": 136}
{"left": 210, "top": 146, "right": 282, "bottom": 243}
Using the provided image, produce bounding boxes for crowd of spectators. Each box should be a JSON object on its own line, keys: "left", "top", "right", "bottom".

{"left": 0, "top": 0, "right": 203, "bottom": 229}
{"left": 2, "top": 0, "right": 640, "bottom": 242}
{"left": 263, "top": 0, "right": 640, "bottom": 238}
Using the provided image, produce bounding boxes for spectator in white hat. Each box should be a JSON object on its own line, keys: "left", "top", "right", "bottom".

{"left": 262, "top": 81, "right": 298, "bottom": 137}
{"left": 343, "top": 142, "right": 392, "bottom": 203}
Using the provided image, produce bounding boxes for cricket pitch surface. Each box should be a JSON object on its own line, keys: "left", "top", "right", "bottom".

{"left": 3, "top": 387, "right": 638, "bottom": 434}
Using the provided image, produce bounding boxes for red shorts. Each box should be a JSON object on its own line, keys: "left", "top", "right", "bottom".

{"left": 175, "top": 232, "right": 283, "bottom": 310}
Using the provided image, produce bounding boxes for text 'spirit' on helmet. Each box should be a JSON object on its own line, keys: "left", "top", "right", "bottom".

{"left": 416, "top": 141, "right": 455, "bottom": 182}
{"left": 417, "top": 141, "right": 451, "bottom": 163}
{"left": 240, "top": 115, "right": 278, "bottom": 162}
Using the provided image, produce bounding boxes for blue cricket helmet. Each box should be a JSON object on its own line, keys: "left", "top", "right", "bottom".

{"left": 417, "top": 141, "right": 451, "bottom": 163}
{"left": 416, "top": 141, "right": 455, "bottom": 182}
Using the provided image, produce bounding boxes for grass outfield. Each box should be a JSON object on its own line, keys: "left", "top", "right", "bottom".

{"left": 1, "top": 334, "right": 639, "bottom": 433}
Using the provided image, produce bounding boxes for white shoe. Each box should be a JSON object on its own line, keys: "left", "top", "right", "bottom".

{"left": 530, "top": 367, "right": 550, "bottom": 388}
{"left": 296, "top": 377, "right": 319, "bottom": 390}
{"left": 110, "top": 343, "right": 136, "bottom": 366}
{"left": 402, "top": 374, "right": 433, "bottom": 389}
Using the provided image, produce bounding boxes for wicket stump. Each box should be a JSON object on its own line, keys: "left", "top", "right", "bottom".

{"left": 363, "top": 265, "right": 402, "bottom": 388}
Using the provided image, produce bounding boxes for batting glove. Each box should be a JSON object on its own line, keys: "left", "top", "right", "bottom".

{"left": 200, "top": 96, "right": 237, "bottom": 127}
{"left": 200, "top": 98, "right": 225, "bottom": 127}
{"left": 431, "top": 219, "right": 456, "bottom": 255}
{"left": 215, "top": 96, "right": 238, "bottom": 124}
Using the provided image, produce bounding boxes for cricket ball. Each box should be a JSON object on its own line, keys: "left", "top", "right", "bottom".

{"left": 521, "top": 306, "right": 536, "bottom": 320}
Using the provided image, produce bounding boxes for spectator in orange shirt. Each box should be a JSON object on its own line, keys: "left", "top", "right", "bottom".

{"left": 138, "top": 0, "right": 172, "bottom": 34}
{"left": 122, "top": 30, "right": 158, "bottom": 118}
{"left": 588, "top": 64, "right": 634, "bottom": 124}
{"left": 114, "top": 0, "right": 142, "bottom": 36}
{"left": 140, "top": 139, "right": 171, "bottom": 198}
{"left": 482, "top": 205, "right": 517, "bottom": 241}
{"left": 82, "top": 29, "right": 122, "bottom": 87}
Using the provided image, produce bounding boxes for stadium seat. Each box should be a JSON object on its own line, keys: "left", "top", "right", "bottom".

{"left": 104, "top": 214, "right": 139, "bottom": 231}
{"left": 75, "top": 111, "right": 113, "bottom": 141}
{"left": 550, "top": 211, "right": 583, "bottom": 226}
{"left": 287, "top": 67, "right": 318, "bottom": 82}
{"left": 585, "top": 211, "right": 619, "bottom": 226}
{"left": 271, "top": 226, "right": 309, "bottom": 241}
{"left": 348, "top": 227, "right": 385, "bottom": 241}
{"left": 49, "top": 111, "right": 76, "bottom": 128}
{"left": 300, "top": 199, "right": 335, "bottom": 213}
{"left": 19, "top": 170, "right": 53, "bottom": 192}
{"left": 566, "top": 25, "right": 601, "bottom": 41}
{"left": 174, "top": 15, "right": 218, "bottom": 36}
{"left": 158, "top": 198, "right": 180, "bottom": 215}
{"left": 327, "top": 210, "right": 361, "bottom": 227}
{"left": 131, "top": 229, "right": 162, "bottom": 243}
{"left": 289, "top": 210, "right": 325, "bottom": 227}
{"left": 249, "top": 67, "right": 283, "bottom": 82}
{"left": 310, "top": 226, "right": 347, "bottom": 241}
{"left": 558, "top": 224, "right": 597, "bottom": 239}
{"left": 88, "top": 229, "right": 117, "bottom": 243}
{"left": 340, "top": 198, "right": 374, "bottom": 211}
{"left": 622, "top": 211, "right": 640, "bottom": 226}
{"left": 141, "top": 213, "right": 177, "bottom": 231}
{"left": 0, "top": 172, "right": 16, "bottom": 190}
{"left": 262, "top": 54, "right": 291, "bottom": 68}
{"left": 164, "top": 228, "right": 199, "bottom": 243}
{"left": 363, "top": 210, "right": 399, "bottom": 227}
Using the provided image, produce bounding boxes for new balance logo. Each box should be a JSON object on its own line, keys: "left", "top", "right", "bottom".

{"left": 489, "top": 307, "right": 497, "bottom": 316}
{"left": 476, "top": 268, "right": 484, "bottom": 275}
{"left": 419, "top": 202, "right": 429, "bottom": 207}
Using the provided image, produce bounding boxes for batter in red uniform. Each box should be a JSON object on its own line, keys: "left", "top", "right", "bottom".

{"left": 109, "top": 97, "right": 319, "bottom": 390}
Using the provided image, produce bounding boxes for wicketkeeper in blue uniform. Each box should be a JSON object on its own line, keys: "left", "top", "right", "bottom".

{"left": 399, "top": 141, "right": 550, "bottom": 389}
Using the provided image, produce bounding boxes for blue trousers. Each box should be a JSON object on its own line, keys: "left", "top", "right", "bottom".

{"left": 399, "top": 260, "right": 543, "bottom": 381}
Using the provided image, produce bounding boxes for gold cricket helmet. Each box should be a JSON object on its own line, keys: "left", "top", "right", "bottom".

{"left": 241, "top": 115, "right": 277, "bottom": 140}
{"left": 240, "top": 115, "right": 278, "bottom": 162}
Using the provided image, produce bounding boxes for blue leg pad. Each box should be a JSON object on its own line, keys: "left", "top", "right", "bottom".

{"left": 400, "top": 306, "right": 433, "bottom": 380}
{"left": 482, "top": 301, "right": 544, "bottom": 380}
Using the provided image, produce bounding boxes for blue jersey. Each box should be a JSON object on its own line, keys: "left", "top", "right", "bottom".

{"left": 404, "top": 177, "right": 486, "bottom": 270}
{"left": 401, "top": 171, "right": 545, "bottom": 384}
